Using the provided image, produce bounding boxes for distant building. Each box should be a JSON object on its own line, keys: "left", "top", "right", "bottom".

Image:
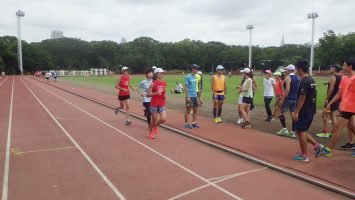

{"left": 51, "top": 30, "right": 63, "bottom": 39}
{"left": 280, "top": 35, "right": 285, "bottom": 47}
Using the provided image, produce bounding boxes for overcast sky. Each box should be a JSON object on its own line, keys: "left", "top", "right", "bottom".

{"left": 0, "top": 0, "right": 354, "bottom": 46}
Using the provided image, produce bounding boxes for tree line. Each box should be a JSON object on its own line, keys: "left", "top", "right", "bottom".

{"left": 0, "top": 30, "right": 354, "bottom": 74}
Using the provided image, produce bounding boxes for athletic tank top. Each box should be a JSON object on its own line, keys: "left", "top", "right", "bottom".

{"left": 213, "top": 75, "right": 225, "bottom": 95}
{"left": 287, "top": 74, "right": 299, "bottom": 100}
{"left": 328, "top": 74, "right": 342, "bottom": 100}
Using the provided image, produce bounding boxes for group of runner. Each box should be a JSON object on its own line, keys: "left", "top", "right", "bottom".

{"left": 34, "top": 70, "right": 57, "bottom": 82}
{"left": 114, "top": 59, "right": 354, "bottom": 161}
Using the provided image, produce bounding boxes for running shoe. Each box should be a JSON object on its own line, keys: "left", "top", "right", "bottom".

{"left": 192, "top": 123, "right": 200, "bottom": 128}
{"left": 236, "top": 118, "right": 244, "bottom": 124}
{"left": 241, "top": 121, "right": 251, "bottom": 129}
{"left": 217, "top": 117, "right": 223, "bottom": 123}
{"left": 214, "top": 118, "right": 219, "bottom": 123}
{"left": 316, "top": 131, "right": 332, "bottom": 138}
{"left": 288, "top": 131, "right": 296, "bottom": 138}
{"left": 148, "top": 131, "right": 155, "bottom": 139}
{"left": 339, "top": 143, "right": 355, "bottom": 150}
{"left": 185, "top": 124, "right": 193, "bottom": 129}
{"left": 292, "top": 154, "right": 310, "bottom": 163}
{"left": 276, "top": 128, "right": 289, "bottom": 135}
{"left": 114, "top": 107, "right": 119, "bottom": 115}
{"left": 269, "top": 117, "right": 275, "bottom": 122}
{"left": 125, "top": 121, "right": 132, "bottom": 125}
{"left": 154, "top": 126, "right": 158, "bottom": 135}
{"left": 314, "top": 144, "right": 324, "bottom": 158}
{"left": 321, "top": 147, "right": 333, "bottom": 157}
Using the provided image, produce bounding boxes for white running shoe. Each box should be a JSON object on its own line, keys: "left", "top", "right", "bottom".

{"left": 236, "top": 118, "right": 244, "bottom": 124}
{"left": 277, "top": 128, "right": 289, "bottom": 135}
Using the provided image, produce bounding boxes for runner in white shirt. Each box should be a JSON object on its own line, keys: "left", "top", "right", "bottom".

{"left": 263, "top": 70, "right": 276, "bottom": 122}
{"left": 45, "top": 71, "right": 51, "bottom": 82}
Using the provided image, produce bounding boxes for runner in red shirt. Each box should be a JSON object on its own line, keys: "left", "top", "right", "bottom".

{"left": 273, "top": 71, "right": 284, "bottom": 118}
{"left": 115, "top": 66, "right": 135, "bottom": 125}
{"left": 147, "top": 68, "right": 167, "bottom": 139}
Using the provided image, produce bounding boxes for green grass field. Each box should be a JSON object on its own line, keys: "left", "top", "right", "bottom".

{"left": 61, "top": 75, "right": 328, "bottom": 108}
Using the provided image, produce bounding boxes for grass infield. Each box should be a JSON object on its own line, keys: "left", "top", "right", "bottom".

{"left": 61, "top": 74, "right": 329, "bottom": 109}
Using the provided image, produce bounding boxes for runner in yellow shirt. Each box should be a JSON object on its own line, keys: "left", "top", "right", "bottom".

{"left": 211, "top": 65, "right": 227, "bottom": 123}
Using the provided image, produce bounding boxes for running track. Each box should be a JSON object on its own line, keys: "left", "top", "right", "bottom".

{"left": 0, "top": 76, "right": 350, "bottom": 200}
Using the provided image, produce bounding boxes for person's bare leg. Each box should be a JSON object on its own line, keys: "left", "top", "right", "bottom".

{"left": 330, "top": 111, "right": 337, "bottom": 131}
{"left": 156, "top": 111, "right": 167, "bottom": 126}
{"left": 150, "top": 112, "right": 157, "bottom": 132}
{"left": 240, "top": 103, "right": 249, "bottom": 122}
{"left": 192, "top": 107, "right": 198, "bottom": 122}
{"left": 306, "top": 133, "right": 318, "bottom": 146}
{"left": 118, "top": 100, "right": 124, "bottom": 109}
{"left": 185, "top": 106, "right": 191, "bottom": 124}
{"left": 124, "top": 100, "right": 130, "bottom": 123}
{"left": 321, "top": 111, "right": 328, "bottom": 132}
{"left": 298, "top": 132, "right": 308, "bottom": 155}
{"left": 328, "top": 118, "right": 349, "bottom": 149}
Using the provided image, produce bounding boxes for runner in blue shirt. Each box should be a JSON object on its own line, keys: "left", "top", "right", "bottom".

{"left": 138, "top": 69, "right": 154, "bottom": 126}
{"left": 184, "top": 64, "right": 200, "bottom": 129}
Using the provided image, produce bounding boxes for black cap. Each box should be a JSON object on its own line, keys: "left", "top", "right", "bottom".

{"left": 330, "top": 64, "right": 342, "bottom": 72}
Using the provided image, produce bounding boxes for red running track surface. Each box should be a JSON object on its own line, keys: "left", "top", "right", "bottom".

{"left": 0, "top": 77, "right": 351, "bottom": 200}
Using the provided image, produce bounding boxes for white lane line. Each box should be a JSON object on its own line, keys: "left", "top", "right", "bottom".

{"left": 19, "top": 78, "right": 126, "bottom": 200}
{"left": 2, "top": 77, "right": 14, "bottom": 200}
{"left": 0, "top": 77, "right": 8, "bottom": 87}
{"left": 26, "top": 79, "right": 243, "bottom": 199}
{"left": 169, "top": 167, "right": 267, "bottom": 200}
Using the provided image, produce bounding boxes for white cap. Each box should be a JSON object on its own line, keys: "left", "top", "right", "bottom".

{"left": 197, "top": 71, "right": 202, "bottom": 75}
{"left": 152, "top": 66, "right": 157, "bottom": 70}
{"left": 240, "top": 68, "right": 251, "bottom": 73}
{"left": 154, "top": 68, "right": 164, "bottom": 74}
{"left": 122, "top": 66, "right": 128, "bottom": 71}
{"left": 216, "top": 65, "right": 224, "bottom": 70}
{"left": 285, "top": 64, "right": 295, "bottom": 71}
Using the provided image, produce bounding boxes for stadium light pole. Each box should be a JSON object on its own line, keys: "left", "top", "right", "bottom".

{"left": 246, "top": 25, "right": 254, "bottom": 69}
{"left": 16, "top": 10, "right": 25, "bottom": 75}
{"left": 307, "top": 12, "right": 318, "bottom": 76}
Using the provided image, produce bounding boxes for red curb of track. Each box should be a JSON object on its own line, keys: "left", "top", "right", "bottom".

{"left": 30, "top": 77, "right": 355, "bottom": 198}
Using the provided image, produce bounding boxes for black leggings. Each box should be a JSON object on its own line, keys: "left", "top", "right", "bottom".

{"left": 264, "top": 97, "right": 273, "bottom": 117}
{"left": 143, "top": 102, "right": 151, "bottom": 125}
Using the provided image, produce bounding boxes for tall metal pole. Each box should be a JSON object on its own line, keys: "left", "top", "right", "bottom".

{"left": 246, "top": 25, "right": 254, "bottom": 69}
{"left": 307, "top": 12, "right": 318, "bottom": 76}
{"left": 16, "top": 10, "right": 25, "bottom": 75}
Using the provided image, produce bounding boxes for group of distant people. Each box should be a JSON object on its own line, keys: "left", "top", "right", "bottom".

{"left": 113, "top": 58, "right": 355, "bottom": 161}
{"left": 33, "top": 70, "right": 57, "bottom": 82}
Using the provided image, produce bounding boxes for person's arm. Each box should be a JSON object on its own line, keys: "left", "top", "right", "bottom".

{"left": 326, "top": 76, "right": 336, "bottom": 99}
{"left": 147, "top": 84, "right": 161, "bottom": 97}
{"left": 252, "top": 78, "right": 258, "bottom": 92}
{"left": 224, "top": 78, "right": 227, "bottom": 98}
{"left": 129, "top": 83, "right": 135, "bottom": 91}
{"left": 283, "top": 77, "right": 291, "bottom": 99}
{"left": 327, "top": 89, "right": 341, "bottom": 110}
{"left": 211, "top": 76, "right": 215, "bottom": 96}
{"left": 136, "top": 82, "right": 144, "bottom": 97}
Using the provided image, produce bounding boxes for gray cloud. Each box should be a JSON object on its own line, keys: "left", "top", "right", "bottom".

{"left": 0, "top": 0, "right": 354, "bottom": 46}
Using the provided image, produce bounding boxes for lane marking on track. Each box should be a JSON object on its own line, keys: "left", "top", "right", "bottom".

{"left": 20, "top": 78, "right": 127, "bottom": 200}
{"left": 30, "top": 79, "right": 355, "bottom": 199}
{"left": 169, "top": 167, "right": 267, "bottom": 200}
{"left": 26, "top": 78, "right": 243, "bottom": 199}
{"left": 11, "top": 146, "right": 76, "bottom": 156}
{"left": 0, "top": 77, "right": 8, "bottom": 87}
{"left": 1, "top": 77, "right": 14, "bottom": 200}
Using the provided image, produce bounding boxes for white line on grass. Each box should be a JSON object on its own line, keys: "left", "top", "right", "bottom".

{"left": 169, "top": 167, "right": 267, "bottom": 200}
{"left": 26, "top": 78, "right": 243, "bottom": 199}
{"left": 20, "top": 78, "right": 126, "bottom": 200}
{"left": 2, "top": 77, "right": 14, "bottom": 200}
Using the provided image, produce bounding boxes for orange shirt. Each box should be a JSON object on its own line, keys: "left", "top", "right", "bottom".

{"left": 340, "top": 75, "right": 355, "bottom": 113}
